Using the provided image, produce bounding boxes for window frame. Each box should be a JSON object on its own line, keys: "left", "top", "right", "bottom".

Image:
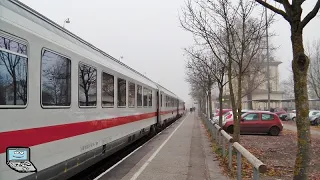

{"left": 137, "top": 84, "right": 143, "bottom": 108}
{"left": 243, "top": 113, "right": 260, "bottom": 121}
{"left": 78, "top": 62, "right": 98, "bottom": 108}
{"left": 143, "top": 87, "right": 148, "bottom": 108}
{"left": 148, "top": 89, "right": 152, "bottom": 107}
{"left": 261, "top": 113, "right": 274, "bottom": 121}
{"left": 166, "top": 96, "right": 168, "bottom": 107}
{"left": 117, "top": 77, "right": 127, "bottom": 108}
{"left": 0, "top": 32, "right": 29, "bottom": 109}
{"left": 40, "top": 48, "right": 72, "bottom": 109}
{"left": 101, "top": 71, "right": 115, "bottom": 108}
{"left": 128, "top": 81, "right": 136, "bottom": 108}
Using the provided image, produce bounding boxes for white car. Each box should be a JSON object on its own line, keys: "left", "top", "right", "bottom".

{"left": 212, "top": 109, "right": 253, "bottom": 124}
{"left": 286, "top": 110, "right": 320, "bottom": 121}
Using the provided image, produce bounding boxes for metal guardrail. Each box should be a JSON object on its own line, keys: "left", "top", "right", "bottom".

{"left": 202, "top": 113, "right": 267, "bottom": 180}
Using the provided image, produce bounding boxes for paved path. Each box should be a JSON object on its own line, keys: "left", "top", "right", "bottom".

{"left": 98, "top": 112, "right": 229, "bottom": 180}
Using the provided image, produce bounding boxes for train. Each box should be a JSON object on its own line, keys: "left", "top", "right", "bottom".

{"left": 0, "top": 0, "right": 186, "bottom": 179}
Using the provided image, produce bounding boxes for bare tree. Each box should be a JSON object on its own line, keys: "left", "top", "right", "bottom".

{"left": 280, "top": 73, "right": 295, "bottom": 99}
{"left": 0, "top": 74, "right": 5, "bottom": 104}
{"left": 41, "top": 51, "right": 71, "bottom": 106}
{"left": 181, "top": 0, "right": 272, "bottom": 142}
{"left": 185, "top": 46, "right": 228, "bottom": 126}
{"left": 0, "top": 37, "right": 27, "bottom": 105}
{"left": 255, "top": 1, "right": 320, "bottom": 178}
{"left": 241, "top": 42, "right": 278, "bottom": 109}
{"left": 79, "top": 65, "right": 97, "bottom": 106}
{"left": 306, "top": 40, "right": 320, "bottom": 99}
{"left": 185, "top": 54, "right": 215, "bottom": 119}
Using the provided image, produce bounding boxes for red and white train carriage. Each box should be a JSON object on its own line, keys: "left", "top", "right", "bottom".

{"left": 0, "top": 0, "right": 185, "bottom": 179}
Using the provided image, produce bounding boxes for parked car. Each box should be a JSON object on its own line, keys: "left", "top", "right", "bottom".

{"left": 286, "top": 110, "right": 296, "bottom": 121}
{"left": 214, "top": 109, "right": 232, "bottom": 116}
{"left": 309, "top": 112, "right": 320, "bottom": 125}
{"left": 287, "top": 110, "right": 320, "bottom": 122}
{"left": 309, "top": 110, "right": 320, "bottom": 117}
{"left": 222, "top": 109, "right": 253, "bottom": 121}
{"left": 212, "top": 110, "right": 231, "bottom": 123}
{"left": 212, "top": 109, "right": 232, "bottom": 122}
{"left": 223, "top": 111, "right": 283, "bottom": 136}
{"left": 212, "top": 109, "right": 252, "bottom": 123}
{"left": 270, "top": 108, "right": 287, "bottom": 116}
{"left": 279, "top": 113, "right": 289, "bottom": 121}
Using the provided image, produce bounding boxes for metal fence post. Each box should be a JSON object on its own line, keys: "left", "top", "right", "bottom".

{"left": 222, "top": 137, "right": 226, "bottom": 157}
{"left": 215, "top": 128, "right": 218, "bottom": 142}
{"left": 237, "top": 150, "right": 242, "bottom": 180}
{"left": 209, "top": 120, "right": 214, "bottom": 137}
{"left": 218, "top": 131, "right": 221, "bottom": 145}
{"left": 210, "top": 121, "right": 214, "bottom": 137}
{"left": 228, "top": 142, "right": 232, "bottom": 169}
{"left": 212, "top": 124, "right": 215, "bottom": 140}
{"left": 253, "top": 168, "right": 259, "bottom": 180}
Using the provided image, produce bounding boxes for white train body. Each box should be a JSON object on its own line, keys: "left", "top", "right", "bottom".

{"left": 0, "top": 0, "right": 185, "bottom": 179}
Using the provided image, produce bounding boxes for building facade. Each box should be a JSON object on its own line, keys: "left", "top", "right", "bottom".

{"left": 221, "top": 60, "right": 284, "bottom": 110}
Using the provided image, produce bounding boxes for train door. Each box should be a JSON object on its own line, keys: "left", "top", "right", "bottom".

{"left": 156, "top": 90, "right": 160, "bottom": 124}
{"left": 177, "top": 100, "right": 179, "bottom": 116}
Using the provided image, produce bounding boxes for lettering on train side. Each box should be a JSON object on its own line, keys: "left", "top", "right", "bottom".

{"left": 80, "top": 141, "right": 99, "bottom": 152}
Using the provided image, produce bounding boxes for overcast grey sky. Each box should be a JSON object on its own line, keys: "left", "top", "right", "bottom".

{"left": 19, "top": 0, "right": 320, "bottom": 107}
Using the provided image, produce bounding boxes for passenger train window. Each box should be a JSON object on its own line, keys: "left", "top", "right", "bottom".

{"left": 161, "top": 94, "right": 163, "bottom": 107}
{"left": 101, "top": 72, "right": 114, "bottom": 107}
{"left": 117, "top": 78, "right": 126, "bottom": 107}
{"left": 41, "top": 49, "right": 71, "bottom": 107}
{"left": 165, "top": 96, "right": 167, "bottom": 107}
{"left": 137, "top": 85, "right": 142, "bottom": 107}
{"left": 0, "top": 35, "right": 28, "bottom": 107}
{"left": 128, "top": 82, "right": 135, "bottom": 107}
{"left": 148, "top": 90, "right": 152, "bottom": 107}
{"left": 143, "top": 87, "right": 148, "bottom": 107}
{"left": 79, "top": 63, "right": 97, "bottom": 107}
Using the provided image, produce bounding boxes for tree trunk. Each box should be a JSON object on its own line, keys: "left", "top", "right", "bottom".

{"left": 207, "top": 94, "right": 210, "bottom": 117}
{"left": 13, "top": 72, "right": 17, "bottom": 105}
{"left": 235, "top": 75, "right": 243, "bottom": 143}
{"left": 208, "top": 90, "right": 213, "bottom": 119}
{"left": 208, "top": 80, "right": 213, "bottom": 119}
{"left": 227, "top": 60, "right": 238, "bottom": 142}
{"left": 218, "top": 86, "right": 224, "bottom": 127}
{"left": 85, "top": 91, "right": 89, "bottom": 106}
{"left": 291, "top": 27, "right": 311, "bottom": 180}
{"left": 247, "top": 92, "right": 253, "bottom": 110}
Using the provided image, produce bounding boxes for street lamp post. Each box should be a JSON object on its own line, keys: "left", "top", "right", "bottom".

{"left": 265, "top": 4, "right": 271, "bottom": 111}
{"left": 63, "top": 18, "right": 70, "bottom": 28}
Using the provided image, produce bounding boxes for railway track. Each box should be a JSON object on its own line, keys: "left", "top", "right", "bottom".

{"left": 67, "top": 116, "right": 182, "bottom": 180}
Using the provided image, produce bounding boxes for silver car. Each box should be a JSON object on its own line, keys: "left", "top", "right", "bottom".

{"left": 309, "top": 112, "right": 320, "bottom": 125}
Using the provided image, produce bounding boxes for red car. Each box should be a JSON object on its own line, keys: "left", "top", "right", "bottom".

{"left": 215, "top": 109, "right": 232, "bottom": 116}
{"left": 223, "top": 111, "right": 283, "bottom": 136}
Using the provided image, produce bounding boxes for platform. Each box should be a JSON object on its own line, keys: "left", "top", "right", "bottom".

{"left": 97, "top": 112, "right": 228, "bottom": 180}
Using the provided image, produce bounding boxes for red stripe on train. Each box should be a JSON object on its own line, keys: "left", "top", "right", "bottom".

{"left": 0, "top": 110, "right": 184, "bottom": 154}
{"left": 0, "top": 112, "right": 156, "bottom": 153}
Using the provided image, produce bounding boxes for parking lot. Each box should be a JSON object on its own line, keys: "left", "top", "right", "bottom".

{"left": 240, "top": 129, "right": 320, "bottom": 180}
{"left": 212, "top": 109, "right": 320, "bottom": 179}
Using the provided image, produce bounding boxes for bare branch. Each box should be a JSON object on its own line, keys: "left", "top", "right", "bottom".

{"left": 255, "top": 0, "right": 291, "bottom": 22}
{"left": 300, "top": 0, "right": 320, "bottom": 29}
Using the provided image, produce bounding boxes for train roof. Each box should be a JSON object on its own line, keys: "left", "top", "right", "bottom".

{"left": 156, "top": 83, "right": 177, "bottom": 98}
{"left": 1, "top": 0, "right": 162, "bottom": 89}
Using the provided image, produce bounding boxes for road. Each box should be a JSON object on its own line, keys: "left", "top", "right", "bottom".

{"left": 283, "top": 123, "right": 320, "bottom": 136}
